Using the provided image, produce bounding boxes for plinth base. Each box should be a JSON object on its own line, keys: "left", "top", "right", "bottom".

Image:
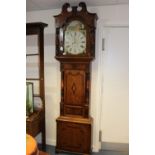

{"left": 56, "top": 116, "right": 92, "bottom": 155}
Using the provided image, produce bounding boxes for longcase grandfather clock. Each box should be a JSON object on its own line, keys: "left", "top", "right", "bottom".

{"left": 54, "top": 2, "right": 98, "bottom": 155}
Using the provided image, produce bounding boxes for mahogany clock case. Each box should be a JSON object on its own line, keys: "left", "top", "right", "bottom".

{"left": 54, "top": 2, "right": 98, "bottom": 155}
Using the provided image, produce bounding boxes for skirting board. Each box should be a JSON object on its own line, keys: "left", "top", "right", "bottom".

{"left": 101, "top": 142, "right": 129, "bottom": 152}
{"left": 36, "top": 134, "right": 128, "bottom": 152}
{"left": 35, "top": 134, "right": 56, "bottom": 146}
{"left": 46, "top": 139, "right": 56, "bottom": 146}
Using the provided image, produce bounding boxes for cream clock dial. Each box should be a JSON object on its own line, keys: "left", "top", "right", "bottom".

{"left": 64, "top": 20, "right": 86, "bottom": 55}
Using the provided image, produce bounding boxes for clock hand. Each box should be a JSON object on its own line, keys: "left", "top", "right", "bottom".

{"left": 74, "top": 32, "right": 76, "bottom": 44}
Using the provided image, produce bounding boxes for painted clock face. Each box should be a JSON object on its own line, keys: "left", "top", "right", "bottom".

{"left": 64, "top": 20, "right": 86, "bottom": 55}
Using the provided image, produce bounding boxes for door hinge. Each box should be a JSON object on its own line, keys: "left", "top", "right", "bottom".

{"left": 102, "top": 38, "right": 105, "bottom": 51}
{"left": 99, "top": 130, "right": 102, "bottom": 142}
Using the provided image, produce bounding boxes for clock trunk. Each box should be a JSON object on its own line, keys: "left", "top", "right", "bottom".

{"left": 60, "top": 62, "right": 90, "bottom": 118}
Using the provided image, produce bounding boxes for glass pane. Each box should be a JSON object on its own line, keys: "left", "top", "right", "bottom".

{"left": 26, "top": 80, "right": 39, "bottom": 95}
{"left": 26, "top": 55, "right": 39, "bottom": 79}
{"left": 64, "top": 20, "right": 86, "bottom": 55}
{"left": 26, "top": 34, "right": 39, "bottom": 54}
{"left": 26, "top": 82, "right": 34, "bottom": 116}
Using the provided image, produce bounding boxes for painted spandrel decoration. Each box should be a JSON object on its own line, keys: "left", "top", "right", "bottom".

{"left": 64, "top": 20, "right": 86, "bottom": 55}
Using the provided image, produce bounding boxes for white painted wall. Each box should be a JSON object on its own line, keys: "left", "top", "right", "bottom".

{"left": 100, "top": 27, "right": 129, "bottom": 143}
{"left": 26, "top": 4, "right": 128, "bottom": 152}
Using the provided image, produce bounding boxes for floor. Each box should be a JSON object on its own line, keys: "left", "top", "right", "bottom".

{"left": 39, "top": 145, "right": 129, "bottom": 155}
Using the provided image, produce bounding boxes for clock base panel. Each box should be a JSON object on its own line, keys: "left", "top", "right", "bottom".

{"left": 56, "top": 116, "right": 92, "bottom": 155}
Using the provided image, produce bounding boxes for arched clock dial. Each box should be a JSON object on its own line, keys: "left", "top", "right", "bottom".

{"left": 64, "top": 20, "right": 86, "bottom": 55}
